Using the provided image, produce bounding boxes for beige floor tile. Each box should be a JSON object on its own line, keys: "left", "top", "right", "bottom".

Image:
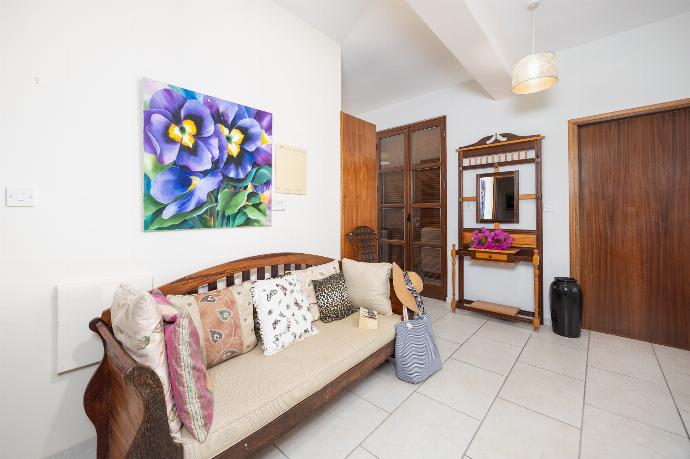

{"left": 466, "top": 398, "right": 580, "bottom": 459}
{"left": 349, "top": 360, "right": 417, "bottom": 412}
{"left": 666, "top": 370, "right": 690, "bottom": 412}
{"left": 585, "top": 366, "right": 686, "bottom": 436}
{"left": 435, "top": 336, "right": 462, "bottom": 362}
{"left": 432, "top": 313, "right": 486, "bottom": 344}
{"left": 417, "top": 359, "right": 504, "bottom": 419}
{"left": 475, "top": 320, "right": 532, "bottom": 347}
{"left": 451, "top": 334, "right": 521, "bottom": 375}
{"left": 581, "top": 405, "right": 690, "bottom": 459}
{"left": 655, "top": 344, "right": 690, "bottom": 377}
{"left": 589, "top": 335, "right": 665, "bottom": 385}
{"left": 519, "top": 336, "right": 587, "bottom": 380}
{"left": 590, "top": 331, "right": 651, "bottom": 352}
{"left": 422, "top": 297, "right": 452, "bottom": 321}
{"left": 251, "top": 444, "right": 286, "bottom": 459}
{"left": 499, "top": 362, "right": 585, "bottom": 427}
{"left": 346, "top": 446, "right": 376, "bottom": 459}
{"left": 530, "top": 324, "right": 589, "bottom": 350}
{"left": 363, "top": 393, "right": 479, "bottom": 459}
{"left": 275, "top": 391, "right": 387, "bottom": 459}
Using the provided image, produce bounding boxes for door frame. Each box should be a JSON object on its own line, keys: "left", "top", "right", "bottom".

{"left": 568, "top": 97, "right": 690, "bottom": 283}
{"left": 377, "top": 116, "right": 447, "bottom": 300}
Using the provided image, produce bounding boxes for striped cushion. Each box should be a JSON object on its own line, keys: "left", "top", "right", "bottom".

{"left": 165, "top": 309, "right": 214, "bottom": 442}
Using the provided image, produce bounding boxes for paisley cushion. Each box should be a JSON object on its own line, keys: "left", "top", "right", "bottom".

{"left": 164, "top": 309, "right": 214, "bottom": 442}
{"left": 195, "top": 287, "right": 257, "bottom": 368}
{"left": 110, "top": 284, "right": 183, "bottom": 439}
{"left": 168, "top": 284, "right": 257, "bottom": 369}
{"left": 251, "top": 273, "right": 318, "bottom": 356}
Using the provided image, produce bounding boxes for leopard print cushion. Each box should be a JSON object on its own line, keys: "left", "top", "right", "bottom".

{"left": 312, "top": 272, "right": 357, "bottom": 323}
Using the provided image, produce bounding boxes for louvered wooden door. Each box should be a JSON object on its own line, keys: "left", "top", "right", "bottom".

{"left": 378, "top": 117, "right": 447, "bottom": 300}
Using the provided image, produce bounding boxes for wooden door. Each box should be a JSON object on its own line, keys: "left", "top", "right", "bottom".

{"left": 340, "top": 112, "right": 377, "bottom": 259}
{"left": 571, "top": 102, "right": 690, "bottom": 349}
{"left": 378, "top": 117, "right": 447, "bottom": 300}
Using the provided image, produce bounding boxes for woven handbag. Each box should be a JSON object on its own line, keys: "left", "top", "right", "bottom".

{"left": 394, "top": 272, "right": 442, "bottom": 384}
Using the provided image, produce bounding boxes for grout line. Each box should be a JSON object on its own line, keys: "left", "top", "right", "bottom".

{"left": 584, "top": 403, "right": 689, "bottom": 439}
{"left": 651, "top": 344, "right": 690, "bottom": 439}
{"left": 578, "top": 331, "right": 591, "bottom": 459}
{"left": 586, "top": 364, "right": 668, "bottom": 387}
{"left": 359, "top": 444, "right": 380, "bottom": 458}
{"left": 460, "top": 324, "right": 533, "bottom": 458}
{"left": 347, "top": 386, "right": 395, "bottom": 414}
{"left": 447, "top": 356, "right": 509, "bottom": 377}
{"left": 515, "top": 360, "right": 585, "bottom": 382}
{"left": 530, "top": 331, "right": 590, "bottom": 351}
{"left": 415, "top": 391, "right": 483, "bottom": 422}
{"left": 272, "top": 442, "right": 289, "bottom": 458}
{"left": 498, "top": 397, "right": 581, "bottom": 429}
{"left": 471, "top": 333, "right": 525, "bottom": 348}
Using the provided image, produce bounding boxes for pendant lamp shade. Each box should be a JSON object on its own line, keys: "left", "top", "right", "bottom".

{"left": 511, "top": 1, "right": 558, "bottom": 95}
{"left": 511, "top": 51, "right": 558, "bottom": 94}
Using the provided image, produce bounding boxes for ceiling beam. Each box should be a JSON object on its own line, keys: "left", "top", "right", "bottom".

{"left": 405, "top": 0, "right": 513, "bottom": 100}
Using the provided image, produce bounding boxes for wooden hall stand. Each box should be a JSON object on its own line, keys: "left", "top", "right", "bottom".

{"left": 451, "top": 133, "right": 544, "bottom": 330}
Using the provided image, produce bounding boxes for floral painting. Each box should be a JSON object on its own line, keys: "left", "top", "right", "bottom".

{"left": 143, "top": 78, "right": 272, "bottom": 231}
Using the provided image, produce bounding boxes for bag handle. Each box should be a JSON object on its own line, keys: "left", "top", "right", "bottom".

{"left": 402, "top": 271, "right": 425, "bottom": 319}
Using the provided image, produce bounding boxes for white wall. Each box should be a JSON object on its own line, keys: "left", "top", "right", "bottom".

{"left": 0, "top": 0, "right": 341, "bottom": 457}
{"left": 360, "top": 13, "right": 690, "bottom": 321}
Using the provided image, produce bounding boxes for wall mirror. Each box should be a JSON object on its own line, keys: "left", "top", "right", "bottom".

{"left": 476, "top": 171, "right": 519, "bottom": 223}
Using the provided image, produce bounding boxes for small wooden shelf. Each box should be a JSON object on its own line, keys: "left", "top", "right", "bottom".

{"left": 459, "top": 299, "right": 536, "bottom": 324}
{"left": 460, "top": 247, "right": 533, "bottom": 264}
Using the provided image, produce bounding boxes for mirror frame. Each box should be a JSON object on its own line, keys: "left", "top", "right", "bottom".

{"left": 475, "top": 170, "right": 519, "bottom": 223}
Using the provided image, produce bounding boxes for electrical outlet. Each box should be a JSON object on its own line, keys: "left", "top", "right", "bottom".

{"left": 6, "top": 188, "right": 36, "bottom": 207}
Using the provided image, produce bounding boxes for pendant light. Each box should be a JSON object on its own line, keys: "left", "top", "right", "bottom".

{"left": 511, "top": 1, "right": 558, "bottom": 95}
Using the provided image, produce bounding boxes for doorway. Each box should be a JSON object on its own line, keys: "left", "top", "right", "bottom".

{"left": 377, "top": 116, "right": 447, "bottom": 300}
{"left": 569, "top": 99, "right": 690, "bottom": 350}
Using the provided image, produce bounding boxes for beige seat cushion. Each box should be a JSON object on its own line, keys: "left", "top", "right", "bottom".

{"left": 179, "top": 312, "right": 400, "bottom": 458}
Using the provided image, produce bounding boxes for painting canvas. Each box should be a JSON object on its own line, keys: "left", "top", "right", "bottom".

{"left": 143, "top": 78, "right": 272, "bottom": 231}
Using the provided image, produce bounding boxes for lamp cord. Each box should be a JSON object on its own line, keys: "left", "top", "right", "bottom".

{"left": 532, "top": 6, "right": 535, "bottom": 53}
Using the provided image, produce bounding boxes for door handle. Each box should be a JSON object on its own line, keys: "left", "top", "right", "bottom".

{"left": 406, "top": 214, "right": 411, "bottom": 222}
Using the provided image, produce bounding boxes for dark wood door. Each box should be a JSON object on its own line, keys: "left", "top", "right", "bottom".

{"left": 575, "top": 106, "right": 690, "bottom": 349}
{"left": 378, "top": 117, "right": 447, "bottom": 300}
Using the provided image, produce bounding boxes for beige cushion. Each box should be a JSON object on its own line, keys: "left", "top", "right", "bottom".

{"left": 289, "top": 260, "right": 340, "bottom": 321}
{"left": 111, "top": 284, "right": 183, "bottom": 439}
{"left": 178, "top": 313, "right": 399, "bottom": 458}
{"left": 342, "top": 258, "right": 393, "bottom": 315}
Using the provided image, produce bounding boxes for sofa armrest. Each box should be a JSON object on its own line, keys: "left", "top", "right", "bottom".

{"left": 84, "top": 317, "right": 182, "bottom": 459}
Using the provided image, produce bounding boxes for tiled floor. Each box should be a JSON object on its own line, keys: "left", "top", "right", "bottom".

{"left": 254, "top": 298, "right": 690, "bottom": 459}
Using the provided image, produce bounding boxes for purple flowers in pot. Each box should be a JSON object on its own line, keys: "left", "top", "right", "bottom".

{"left": 470, "top": 227, "right": 514, "bottom": 250}
{"left": 143, "top": 79, "right": 272, "bottom": 231}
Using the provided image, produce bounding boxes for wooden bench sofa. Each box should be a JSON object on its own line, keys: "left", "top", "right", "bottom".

{"left": 84, "top": 252, "right": 403, "bottom": 458}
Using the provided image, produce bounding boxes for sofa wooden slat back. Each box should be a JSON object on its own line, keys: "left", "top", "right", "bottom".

{"left": 85, "top": 252, "right": 400, "bottom": 459}
{"left": 156, "top": 252, "right": 333, "bottom": 296}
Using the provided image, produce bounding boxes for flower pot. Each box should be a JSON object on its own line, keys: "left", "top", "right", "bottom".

{"left": 549, "top": 277, "right": 583, "bottom": 338}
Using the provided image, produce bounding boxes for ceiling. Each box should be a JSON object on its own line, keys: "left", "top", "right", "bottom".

{"left": 274, "top": 0, "right": 690, "bottom": 113}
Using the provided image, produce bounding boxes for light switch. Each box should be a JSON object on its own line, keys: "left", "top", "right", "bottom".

{"left": 544, "top": 204, "right": 554, "bottom": 212}
{"left": 273, "top": 198, "right": 287, "bottom": 211}
{"left": 6, "top": 188, "right": 36, "bottom": 207}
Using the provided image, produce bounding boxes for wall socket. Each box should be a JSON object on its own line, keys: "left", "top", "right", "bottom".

{"left": 6, "top": 188, "right": 36, "bottom": 207}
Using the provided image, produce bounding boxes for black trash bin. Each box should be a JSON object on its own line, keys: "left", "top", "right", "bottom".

{"left": 550, "top": 277, "right": 583, "bottom": 338}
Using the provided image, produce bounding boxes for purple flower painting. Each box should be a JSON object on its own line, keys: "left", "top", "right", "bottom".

{"left": 143, "top": 78, "right": 272, "bottom": 231}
